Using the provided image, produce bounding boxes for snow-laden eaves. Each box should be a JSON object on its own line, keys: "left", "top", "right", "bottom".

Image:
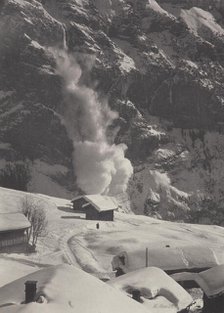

{"left": 171, "top": 264, "right": 224, "bottom": 298}
{"left": 112, "top": 245, "right": 220, "bottom": 273}
{"left": 197, "top": 264, "right": 224, "bottom": 297}
{"left": 108, "top": 267, "right": 193, "bottom": 312}
{"left": 0, "top": 264, "right": 150, "bottom": 313}
{"left": 71, "top": 194, "right": 118, "bottom": 212}
{"left": 0, "top": 213, "right": 30, "bottom": 232}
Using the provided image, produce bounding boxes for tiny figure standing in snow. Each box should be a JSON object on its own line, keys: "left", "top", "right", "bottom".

{"left": 96, "top": 223, "right": 99, "bottom": 229}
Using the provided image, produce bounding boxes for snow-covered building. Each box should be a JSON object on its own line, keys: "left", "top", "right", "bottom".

{"left": 112, "top": 246, "right": 220, "bottom": 276}
{"left": 171, "top": 264, "right": 224, "bottom": 313}
{"left": 0, "top": 264, "right": 150, "bottom": 313}
{"left": 108, "top": 267, "right": 193, "bottom": 313}
{"left": 71, "top": 195, "right": 118, "bottom": 221}
{"left": 0, "top": 213, "right": 30, "bottom": 250}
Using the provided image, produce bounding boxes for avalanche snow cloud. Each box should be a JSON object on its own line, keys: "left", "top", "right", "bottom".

{"left": 54, "top": 50, "right": 133, "bottom": 195}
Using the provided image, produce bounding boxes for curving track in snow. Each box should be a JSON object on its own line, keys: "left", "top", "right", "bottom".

{"left": 58, "top": 229, "right": 81, "bottom": 266}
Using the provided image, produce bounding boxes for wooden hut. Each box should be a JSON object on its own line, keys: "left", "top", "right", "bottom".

{"left": 0, "top": 213, "right": 31, "bottom": 250}
{"left": 71, "top": 195, "right": 118, "bottom": 221}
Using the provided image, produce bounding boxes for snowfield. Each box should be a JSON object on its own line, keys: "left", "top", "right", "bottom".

{"left": 0, "top": 187, "right": 224, "bottom": 312}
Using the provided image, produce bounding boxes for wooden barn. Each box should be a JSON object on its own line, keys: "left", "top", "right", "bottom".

{"left": 0, "top": 213, "right": 31, "bottom": 250}
{"left": 71, "top": 195, "right": 118, "bottom": 221}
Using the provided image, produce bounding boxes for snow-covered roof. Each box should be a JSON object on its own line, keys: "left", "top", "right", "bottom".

{"left": 0, "top": 264, "right": 150, "bottom": 313}
{"left": 112, "top": 246, "right": 219, "bottom": 273}
{"left": 108, "top": 267, "right": 193, "bottom": 312}
{"left": 71, "top": 195, "right": 118, "bottom": 212}
{"left": 197, "top": 264, "right": 224, "bottom": 297}
{"left": 0, "top": 213, "right": 31, "bottom": 232}
{"left": 171, "top": 264, "right": 224, "bottom": 298}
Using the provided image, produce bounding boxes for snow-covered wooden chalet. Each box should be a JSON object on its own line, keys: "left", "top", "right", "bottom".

{"left": 0, "top": 213, "right": 31, "bottom": 250}
{"left": 71, "top": 195, "right": 118, "bottom": 221}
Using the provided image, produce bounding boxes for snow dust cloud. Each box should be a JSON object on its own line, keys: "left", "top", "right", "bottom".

{"left": 54, "top": 50, "right": 133, "bottom": 195}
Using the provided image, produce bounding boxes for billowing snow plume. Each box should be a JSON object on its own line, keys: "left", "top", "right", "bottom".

{"left": 54, "top": 50, "right": 133, "bottom": 195}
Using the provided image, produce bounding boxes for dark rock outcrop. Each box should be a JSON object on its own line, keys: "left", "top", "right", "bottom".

{"left": 1, "top": 0, "right": 224, "bottom": 222}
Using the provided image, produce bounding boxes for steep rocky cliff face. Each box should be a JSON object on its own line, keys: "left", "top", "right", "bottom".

{"left": 1, "top": 0, "right": 224, "bottom": 224}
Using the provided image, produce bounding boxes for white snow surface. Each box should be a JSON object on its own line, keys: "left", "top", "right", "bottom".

{"left": 171, "top": 264, "right": 224, "bottom": 298}
{"left": 111, "top": 246, "right": 221, "bottom": 275}
{"left": 0, "top": 187, "right": 224, "bottom": 312}
{"left": 0, "top": 213, "right": 30, "bottom": 231}
{"left": 180, "top": 7, "right": 224, "bottom": 38}
{"left": 108, "top": 267, "right": 193, "bottom": 311}
{"left": 197, "top": 264, "right": 224, "bottom": 297}
{"left": 146, "top": 0, "right": 172, "bottom": 16}
{"left": 0, "top": 264, "right": 150, "bottom": 313}
{"left": 72, "top": 194, "right": 118, "bottom": 212}
{"left": 0, "top": 258, "right": 40, "bottom": 288}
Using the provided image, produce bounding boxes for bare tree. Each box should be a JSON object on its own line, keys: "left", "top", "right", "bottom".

{"left": 20, "top": 196, "right": 48, "bottom": 247}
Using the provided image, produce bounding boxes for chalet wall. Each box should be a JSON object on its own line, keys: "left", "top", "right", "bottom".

{"left": 85, "top": 205, "right": 114, "bottom": 221}
{"left": 99, "top": 210, "right": 114, "bottom": 221}
{"left": 73, "top": 198, "right": 87, "bottom": 211}
{"left": 0, "top": 229, "right": 28, "bottom": 249}
{"left": 203, "top": 293, "right": 224, "bottom": 313}
{"left": 86, "top": 206, "right": 100, "bottom": 220}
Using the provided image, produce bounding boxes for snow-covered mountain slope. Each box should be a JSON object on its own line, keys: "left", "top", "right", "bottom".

{"left": 1, "top": 0, "right": 224, "bottom": 222}
{"left": 1, "top": 187, "right": 224, "bottom": 280}
{"left": 180, "top": 7, "right": 224, "bottom": 39}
